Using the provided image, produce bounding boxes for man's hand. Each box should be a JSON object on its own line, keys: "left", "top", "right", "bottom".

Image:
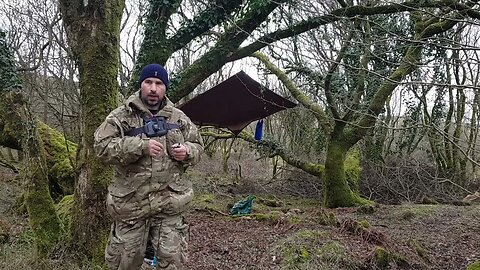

{"left": 148, "top": 139, "right": 164, "bottom": 157}
{"left": 171, "top": 143, "right": 188, "bottom": 161}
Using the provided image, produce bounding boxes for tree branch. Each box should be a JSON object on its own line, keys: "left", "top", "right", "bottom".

{"left": 349, "top": 12, "right": 461, "bottom": 145}
{"left": 168, "top": 0, "right": 286, "bottom": 102}
{"left": 202, "top": 130, "right": 324, "bottom": 177}
{"left": 324, "top": 29, "right": 354, "bottom": 120}
{"left": 227, "top": 0, "right": 479, "bottom": 62}
{"left": 251, "top": 51, "right": 332, "bottom": 135}
{"left": 168, "top": 0, "right": 244, "bottom": 52}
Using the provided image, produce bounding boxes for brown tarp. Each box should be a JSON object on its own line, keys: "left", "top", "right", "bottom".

{"left": 179, "top": 71, "right": 296, "bottom": 134}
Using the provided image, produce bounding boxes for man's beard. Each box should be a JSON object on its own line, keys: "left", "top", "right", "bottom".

{"left": 141, "top": 95, "right": 161, "bottom": 107}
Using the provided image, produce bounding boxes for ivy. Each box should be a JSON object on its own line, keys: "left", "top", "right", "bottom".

{"left": 0, "top": 30, "right": 22, "bottom": 90}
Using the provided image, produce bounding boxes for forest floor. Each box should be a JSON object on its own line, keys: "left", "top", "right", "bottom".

{"left": 1, "top": 161, "right": 480, "bottom": 270}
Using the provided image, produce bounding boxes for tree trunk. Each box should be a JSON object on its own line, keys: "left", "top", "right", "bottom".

{"left": 59, "top": 0, "right": 125, "bottom": 262}
{"left": 323, "top": 131, "right": 367, "bottom": 208}
{"left": 2, "top": 92, "right": 63, "bottom": 257}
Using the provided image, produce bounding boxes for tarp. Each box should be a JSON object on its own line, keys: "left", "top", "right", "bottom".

{"left": 229, "top": 195, "right": 256, "bottom": 215}
{"left": 179, "top": 71, "right": 296, "bottom": 134}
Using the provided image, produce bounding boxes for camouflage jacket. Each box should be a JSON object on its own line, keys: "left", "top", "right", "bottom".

{"left": 94, "top": 92, "right": 203, "bottom": 221}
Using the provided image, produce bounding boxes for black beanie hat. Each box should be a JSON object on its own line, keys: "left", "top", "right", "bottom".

{"left": 138, "top": 64, "right": 169, "bottom": 87}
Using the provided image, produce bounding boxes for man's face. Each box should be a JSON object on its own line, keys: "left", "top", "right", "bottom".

{"left": 140, "top": 77, "right": 166, "bottom": 107}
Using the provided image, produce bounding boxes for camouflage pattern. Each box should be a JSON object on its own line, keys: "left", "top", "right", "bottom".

{"left": 94, "top": 91, "right": 203, "bottom": 270}
{"left": 105, "top": 215, "right": 188, "bottom": 270}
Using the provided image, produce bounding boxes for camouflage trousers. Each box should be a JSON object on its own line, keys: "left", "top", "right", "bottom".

{"left": 105, "top": 214, "right": 189, "bottom": 270}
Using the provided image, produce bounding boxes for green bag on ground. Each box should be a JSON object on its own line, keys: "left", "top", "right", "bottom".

{"left": 229, "top": 195, "right": 256, "bottom": 215}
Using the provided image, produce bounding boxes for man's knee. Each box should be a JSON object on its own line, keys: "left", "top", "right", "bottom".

{"left": 105, "top": 221, "right": 148, "bottom": 270}
{"left": 156, "top": 216, "right": 189, "bottom": 269}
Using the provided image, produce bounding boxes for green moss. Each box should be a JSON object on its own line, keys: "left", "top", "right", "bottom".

{"left": 357, "top": 204, "right": 375, "bottom": 214}
{"left": 282, "top": 230, "right": 322, "bottom": 267}
{"left": 372, "top": 246, "right": 409, "bottom": 268}
{"left": 357, "top": 219, "right": 370, "bottom": 229}
{"left": 283, "top": 244, "right": 311, "bottom": 265}
{"left": 396, "top": 204, "right": 437, "bottom": 221}
{"left": 296, "top": 229, "right": 326, "bottom": 239}
{"left": 304, "top": 163, "right": 325, "bottom": 176}
{"left": 344, "top": 149, "right": 361, "bottom": 193}
{"left": 55, "top": 195, "right": 74, "bottom": 240}
{"left": 407, "top": 239, "right": 430, "bottom": 263}
{"left": 251, "top": 211, "right": 282, "bottom": 222}
{"left": 467, "top": 261, "right": 480, "bottom": 270}
{"left": 257, "top": 197, "right": 283, "bottom": 207}
{"left": 25, "top": 178, "right": 63, "bottom": 257}
{"left": 0, "top": 92, "right": 24, "bottom": 149}
{"left": 197, "top": 193, "right": 216, "bottom": 203}
{"left": 373, "top": 246, "right": 394, "bottom": 268}
{"left": 324, "top": 143, "right": 373, "bottom": 208}
{"left": 315, "top": 209, "right": 339, "bottom": 226}
{"left": 316, "top": 241, "right": 347, "bottom": 263}
{"left": 18, "top": 228, "right": 35, "bottom": 245}
{"left": 279, "top": 230, "right": 358, "bottom": 269}
{"left": 37, "top": 121, "right": 77, "bottom": 195}
{"left": 287, "top": 215, "right": 302, "bottom": 224}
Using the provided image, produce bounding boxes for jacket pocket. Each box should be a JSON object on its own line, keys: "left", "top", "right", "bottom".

{"left": 163, "top": 188, "right": 194, "bottom": 215}
{"left": 167, "top": 174, "right": 192, "bottom": 192}
{"left": 106, "top": 188, "right": 140, "bottom": 221}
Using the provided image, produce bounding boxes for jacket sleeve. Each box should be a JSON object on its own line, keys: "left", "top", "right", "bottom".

{"left": 179, "top": 115, "right": 204, "bottom": 166}
{"left": 94, "top": 113, "right": 149, "bottom": 166}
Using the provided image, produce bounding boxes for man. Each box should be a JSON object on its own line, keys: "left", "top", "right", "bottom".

{"left": 94, "top": 63, "right": 204, "bottom": 270}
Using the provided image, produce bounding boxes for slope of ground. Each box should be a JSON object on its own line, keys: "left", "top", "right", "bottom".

{"left": 185, "top": 194, "right": 480, "bottom": 270}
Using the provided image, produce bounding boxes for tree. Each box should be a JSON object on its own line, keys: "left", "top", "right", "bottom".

{"left": 58, "top": 0, "right": 125, "bottom": 261}
{"left": 0, "top": 30, "right": 62, "bottom": 257}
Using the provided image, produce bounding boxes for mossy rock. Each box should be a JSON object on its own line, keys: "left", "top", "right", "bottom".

{"left": 192, "top": 193, "right": 231, "bottom": 214}
{"left": 373, "top": 246, "right": 394, "bottom": 268}
{"left": 38, "top": 122, "right": 77, "bottom": 197}
{"left": 278, "top": 229, "right": 359, "bottom": 269}
{"left": 371, "top": 246, "right": 409, "bottom": 269}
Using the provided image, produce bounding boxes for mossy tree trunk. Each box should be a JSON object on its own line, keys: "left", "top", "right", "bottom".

{"left": 0, "top": 32, "right": 62, "bottom": 257}
{"left": 323, "top": 128, "right": 368, "bottom": 207}
{"left": 16, "top": 95, "right": 63, "bottom": 257}
{"left": 59, "top": 0, "right": 124, "bottom": 262}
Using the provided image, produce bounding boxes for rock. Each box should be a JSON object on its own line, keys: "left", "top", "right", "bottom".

{"left": 462, "top": 192, "right": 480, "bottom": 204}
